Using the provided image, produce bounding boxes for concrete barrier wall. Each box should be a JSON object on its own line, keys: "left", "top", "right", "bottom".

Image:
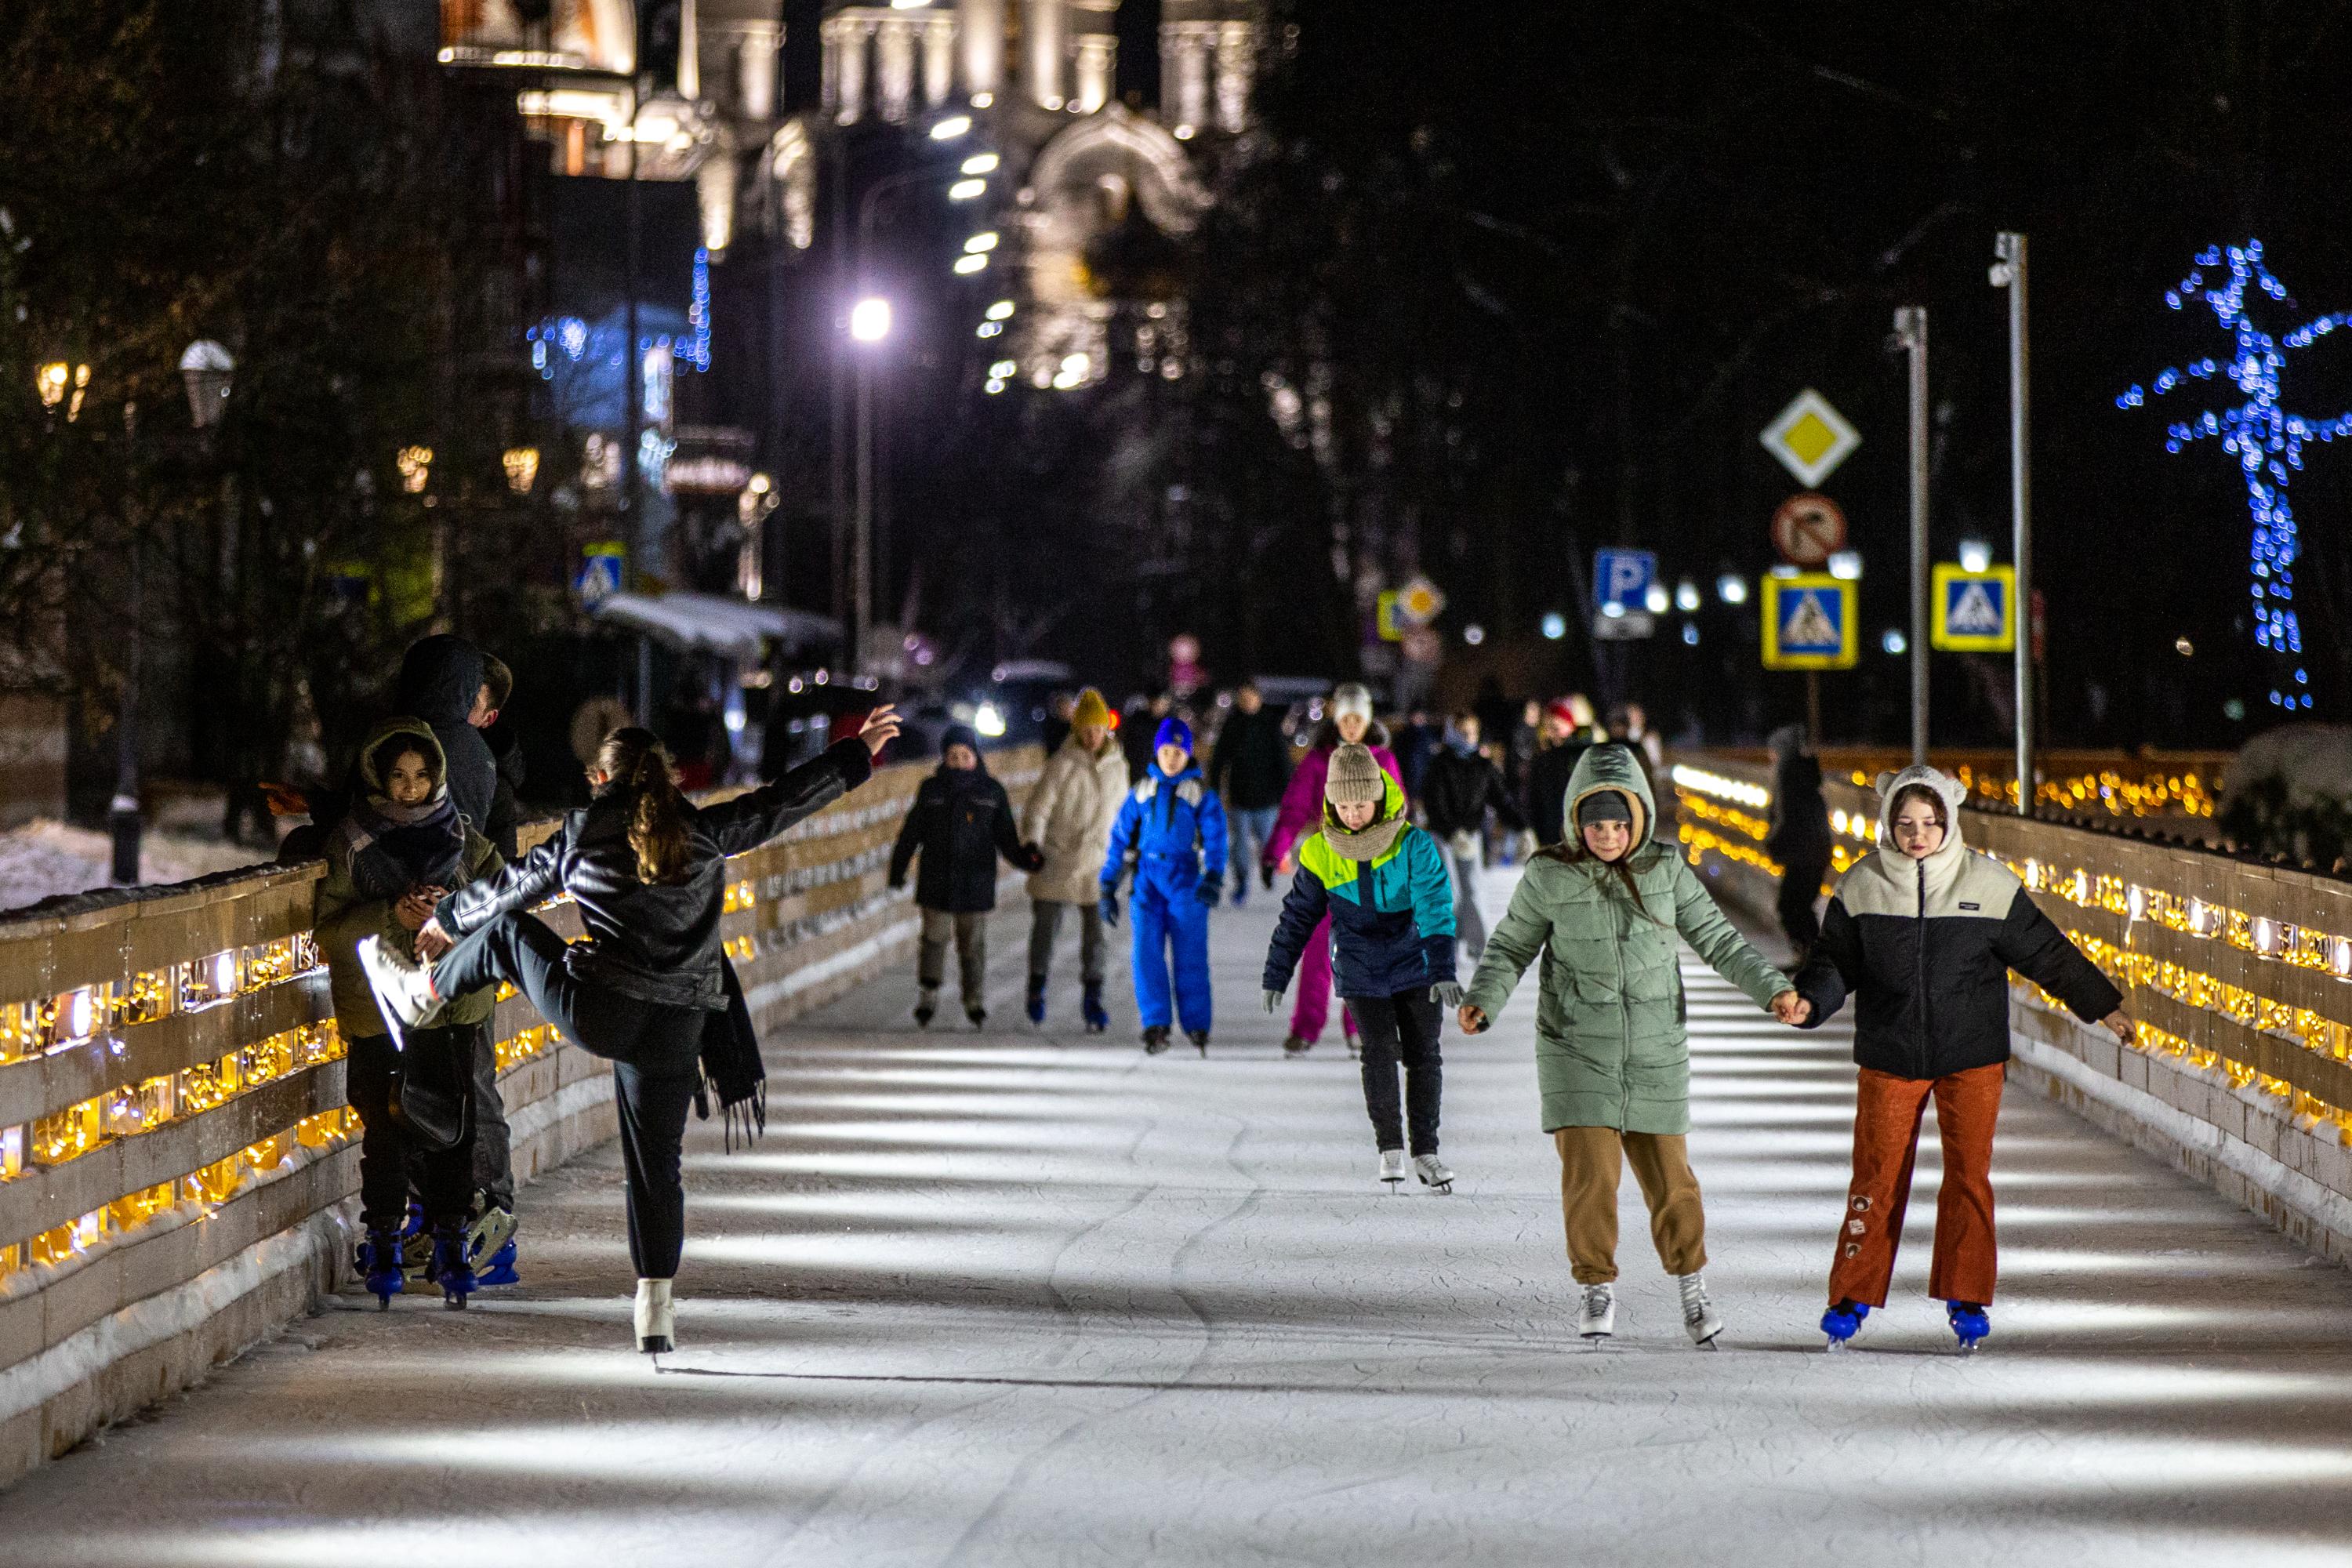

{"left": 0, "top": 746, "right": 1040, "bottom": 1484}
{"left": 1669, "top": 753, "right": 2352, "bottom": 1269}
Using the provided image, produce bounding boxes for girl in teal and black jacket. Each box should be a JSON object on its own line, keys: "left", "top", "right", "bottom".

{"left": 1263, "top": 743, "right": 1461, "bottom": 1192}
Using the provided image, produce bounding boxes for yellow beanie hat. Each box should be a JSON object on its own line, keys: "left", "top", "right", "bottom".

{"left": 1071, "top": 688, "right": 1112, "bottom": 729}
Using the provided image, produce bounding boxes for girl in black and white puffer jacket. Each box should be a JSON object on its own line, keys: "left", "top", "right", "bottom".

{"left": 1791, "top": 765, "right": 2132, "bottom": 1352}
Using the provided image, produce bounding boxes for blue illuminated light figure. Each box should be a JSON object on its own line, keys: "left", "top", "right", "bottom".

{"left": 2118, "top": 241, "right": 2352, "bottom": 711}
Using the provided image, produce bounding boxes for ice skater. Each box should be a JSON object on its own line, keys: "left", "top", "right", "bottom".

{"left": 1460, "top": 743, "right": 1803, "bottom": 1348}
{"left": 1021, "top": 689, "right": 1128, "bottom": 1031}
{"left": 887, "top": 723, "right": 1042, "bottom": 1029}
{"left": 357, "top": 709, "right": 899, "bottom": 1355}
{"left": 1791, "top": 766, "right": 2132, "bottom": 1353}
{"left": 315, "top": 719, "right": 504, "bottom": 1308}
{"left": 1261, "top": 743, "right": 1460, "bottom": 1191}
{"left": 1100, "top": 717, "right": 1226, "bottom": 1055}
{"left": 1263, "top": 683, "right": 1401, "bottom": 1057}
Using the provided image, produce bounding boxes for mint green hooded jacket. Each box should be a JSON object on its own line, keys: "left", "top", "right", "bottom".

{"left": 1463, "top": 743, "right": 1788, "bottom": 1134}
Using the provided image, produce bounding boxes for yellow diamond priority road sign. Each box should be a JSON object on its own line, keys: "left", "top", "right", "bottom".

{"left": 1760, "top": 390, "right": 1861, "bottom": 488}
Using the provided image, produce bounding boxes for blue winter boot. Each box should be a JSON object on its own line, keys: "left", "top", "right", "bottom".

{"left": 1026, "top": 975, "right": 1047, "bottom": 1027}
{"left": 1081, "top": 981, "right": 1109, "bottom": 1034}
{"left": 1820, "top": 1298, "right": 1870, "bottom": 1352}
{"left": 1946, "top": 1300, "right": 1991, "bottom": 1353}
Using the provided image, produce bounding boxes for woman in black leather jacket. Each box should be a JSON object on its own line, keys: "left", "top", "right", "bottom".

{"left": 361, "top": 707, "right": 899, "bottom": 1353}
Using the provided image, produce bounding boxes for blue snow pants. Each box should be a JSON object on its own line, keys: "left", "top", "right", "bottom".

{"left": 1131, "top": 851, "right": 1213, "bottom": 1033}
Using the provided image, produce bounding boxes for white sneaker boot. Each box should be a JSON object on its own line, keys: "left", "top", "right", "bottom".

{"left": 1578, "top": 1282, "right": 1616, "bottom": 1341}
{"left": 1412, "top": 1153, "right": 1454, "bottom": 1193}
{"left": 634, "top": 1277, "right": 675, "bottom": 1355}
{"left": 356, "top": 935, "right": 447, "bottom": 1041}
{"left": 1377, "top": 1149, "right": 1407, "bottom": 1188}
{"left": 1676, "top": 1271, "right": 1724, "bottom": 1348}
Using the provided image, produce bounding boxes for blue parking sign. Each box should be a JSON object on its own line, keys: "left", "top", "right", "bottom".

{"left": 1594, "top": 549, "right": 1657, "bottom": 613}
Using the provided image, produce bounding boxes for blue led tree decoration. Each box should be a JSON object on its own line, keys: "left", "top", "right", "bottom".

{"left": 2118, "top": 240, "right": 2352, "bottom": 712}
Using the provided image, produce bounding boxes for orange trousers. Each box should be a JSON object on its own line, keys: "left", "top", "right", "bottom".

{"left": 1827, "top": 1062, "right": 2005, "bottom": 1308}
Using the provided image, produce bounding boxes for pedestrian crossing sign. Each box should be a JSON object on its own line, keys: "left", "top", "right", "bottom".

{"left": 1930, "top": 564, "right": 2016, "bottom": 652}
{"left": 1760, "top": 574, "right": 1857, "bottom": 670}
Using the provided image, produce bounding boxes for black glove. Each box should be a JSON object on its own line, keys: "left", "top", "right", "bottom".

{"left": 1196, "top": 875, "right": 1221, "bottom": 908}
{"left": 1020, "top": 842, "right": 1047, "bottom": 873}
{"left": 1098, "top": 891, "right": 1120, "bottom": 927}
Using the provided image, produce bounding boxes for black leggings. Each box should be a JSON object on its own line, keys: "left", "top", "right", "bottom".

{"left": 1350, "top": 990, "right": 1443, "bottom": 1156}
{"left": 435, "top": 910, "right": 706, "bottom": 1279}
{"left": 347, "top": 1027, "right": 479, "bottom": 1232}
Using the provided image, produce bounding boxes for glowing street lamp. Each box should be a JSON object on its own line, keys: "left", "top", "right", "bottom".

{"left": 929, "top": 114, "right": 971, "bottom": 140}
{"left": 849, "top": 296, "right": 893, "bottom": 343}
{"left": 960, "top": 152, "right": 1000, "bottom": 175}
{"left": 948, "top": 178, "right": 986, "bottom": 201}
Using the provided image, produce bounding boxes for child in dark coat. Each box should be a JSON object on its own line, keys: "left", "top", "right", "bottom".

{"left": 889, "top": 724, "right": 1042, "bottom": 1026}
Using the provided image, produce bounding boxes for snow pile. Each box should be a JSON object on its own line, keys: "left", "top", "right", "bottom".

{"left": 0, "top": 819, "right": 269, "bottom": 916}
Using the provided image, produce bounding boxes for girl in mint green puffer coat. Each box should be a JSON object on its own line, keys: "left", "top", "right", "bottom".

{"left": 1460, "top": 742, "right": 1800, "bottom": 1347}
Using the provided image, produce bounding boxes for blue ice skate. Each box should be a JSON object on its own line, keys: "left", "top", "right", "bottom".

{"left": 1820, "top": 1298, "right": 1870, "bottom": 1352}
{"left": 359, "top": 1224, "right": 406, "bottom": 1309}
{"left": 1946, "top": 1300, "right": 1990, "bottom": 1353}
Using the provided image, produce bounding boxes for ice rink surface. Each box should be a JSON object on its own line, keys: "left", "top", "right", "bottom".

{"left": 4, "top": 869, "right": 2350, "bottom": 1566}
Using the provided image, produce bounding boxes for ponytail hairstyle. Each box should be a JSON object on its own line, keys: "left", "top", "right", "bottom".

{"left": 595, "top": 728, "right": 691, "bottom": 885}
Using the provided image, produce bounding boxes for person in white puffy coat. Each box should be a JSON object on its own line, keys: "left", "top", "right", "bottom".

{"left": 1023, "top": 688, "right": 1131, "bottom": 1030}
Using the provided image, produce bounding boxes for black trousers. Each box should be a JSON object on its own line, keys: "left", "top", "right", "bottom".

{"left": 405, "top": 1027, "right": 514, "bottom": 1212}
{"left": 435, "top": 910, "right": 706, "bottom": 1279}
{"left": 1777, "top": 852, "right": 1829, "bottom": 953}
{"left": 1350, "top": 990, "right": 1443, "bottom": 1156}
{"left": 347, "top": 1028, "right": 479, "bottom": 1232}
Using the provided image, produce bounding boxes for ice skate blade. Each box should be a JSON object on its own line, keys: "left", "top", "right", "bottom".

{"left": 1579, "top": 1332, "right": 1612, "bottom": 1347}
{"left": 1692, "top": 1334, "right": 1721, "bottom": 1351}
{"left": 1955, "top": 1340, "right": 1982, "bottom": 1356}
{"left": 1418, "top": 1178, "right": 1453, "bottom": 1194}
{"left": 1824, "top": 1338, "right": 1849, "bottom": 1353}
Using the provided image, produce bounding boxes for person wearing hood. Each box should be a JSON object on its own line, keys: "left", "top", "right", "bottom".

{"left": 394, "top": 634, "right": 500, "bottom": 833}
{"left": 358, "top": 710, "right": 900, "bottom": 1356}
{"left": 1765, "top": 724, "right": 1833, "bottom": 961}
{"left": 1263, "top": 745, "right": 1460, "bottom": 1192}
{"left": 1461, "top": 743, "right": 1804, "bottom": 1348}
{"left": 1792, "top": 766, "right": 2133, "bottom": 1353}
{"left": 315, "top": 718, "right": 506, "bottom": 1309}
{"left": 1101, "top": 717, "right": 1228, "bottom": 1055}
{"left": 1021, "top": 690, "right": 1127, "bottom": 1032}
{"left": 890, "top": 724, "right": 1044, "bottom": 1028}
{"left": 1417, "top": 711, "right": 1529, "bottom": 963}
{"left": 1263, "top": 683, "right": 1402, "bottom": 1056}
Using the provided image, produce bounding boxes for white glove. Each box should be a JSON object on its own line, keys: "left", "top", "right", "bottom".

{"left": 1262, "top": 988, "right": 1285, "bottom": 1014}
{"left": 1429, "top": 982, "right": 1465, "bottom": 1010}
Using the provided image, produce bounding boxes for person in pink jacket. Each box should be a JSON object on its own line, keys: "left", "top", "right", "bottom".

{"left": 1263, "top": 683, "right": 1403, "bottom": 1057}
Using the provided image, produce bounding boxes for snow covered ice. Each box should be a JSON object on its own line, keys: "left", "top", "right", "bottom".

{"left": 3, "top": 870, "right": 2350, "bottom": 1566}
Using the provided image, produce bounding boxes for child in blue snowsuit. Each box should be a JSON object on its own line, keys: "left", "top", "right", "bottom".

{"left": 1261, "top": 742, "right": 1461, "bottom": 1191}
{"left": 1101, "top": 717, "right": 1227, "bottom": 1055}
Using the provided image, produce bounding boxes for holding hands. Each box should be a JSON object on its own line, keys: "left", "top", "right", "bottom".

{"left": 1769, "top": 989, "right": 1811, "bottom": 1026}
{"left": 1457, "top": 1003, "right": 1489, "bottom": 1035}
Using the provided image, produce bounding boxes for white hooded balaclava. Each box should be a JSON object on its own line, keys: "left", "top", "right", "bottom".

{"left": 1870, "top": 764, "right": 1972, "bottom": 899}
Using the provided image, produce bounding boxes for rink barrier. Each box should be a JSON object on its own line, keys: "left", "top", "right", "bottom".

{"left": 1671, "top": 753, "right": 2352, "bottom": 1267}
{"left": 0, "top": 744, "right": 1040, "bottom": 1485}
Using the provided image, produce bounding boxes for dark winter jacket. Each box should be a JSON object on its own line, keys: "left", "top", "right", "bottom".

{"left": 1526, "top": 732, "right": 1601, "bottom": 847}
{"left": 1766, "top": 731, "right": 1831, "bottom": 867}
{"left": 1264, "top": 771, "right": 1455, "bottom": 1000}
{"left": 1207, "top": 706, "right": 1292, "bottom": 812}
{"left": 435, "top": 738, "right": 877, "bottom": 1011}
{"left": 1421, "top": 743, "right": 1526, "bottom": 840}
{"left": 1793, "top": 766, "right": 2123, "bottom": 1081}
{"left": 484, "top": 719, "right": 528, "bottom": 861}
{"left": 1120, "top": 706, "right": 1168, "bottom": 783}
{"left": 394, "top": 635, "right": 498, "bottom": 833}
{"left": 888, "top": 752, "right": 1038, "bottom": 913}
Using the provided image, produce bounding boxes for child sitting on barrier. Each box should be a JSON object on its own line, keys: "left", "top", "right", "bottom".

{"left": 315, "top": 718, "right": 505, "bottom": 1310}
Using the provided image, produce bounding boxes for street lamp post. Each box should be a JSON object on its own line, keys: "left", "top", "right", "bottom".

{"left": 1991, "top": 232, "right": 2033, "bottom": 815}
{"left": 848, "top": 297, "right": 892, "bottom": 680}
{"left": 1893, "top": 306, "right": 1930, "bottom": 766}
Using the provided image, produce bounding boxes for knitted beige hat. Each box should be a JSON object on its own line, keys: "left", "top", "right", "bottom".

{"left": 1324, "top": 742, "right": 1386, "bottom": 807}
